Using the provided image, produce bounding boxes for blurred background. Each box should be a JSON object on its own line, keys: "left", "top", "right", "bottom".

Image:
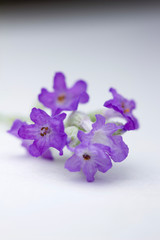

{"left": 0, "top": 1, "right": 160, "bottom": 240}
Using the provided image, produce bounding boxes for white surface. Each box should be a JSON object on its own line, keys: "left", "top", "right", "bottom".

{"left": 0, "top": 6, "right": 160, "bottom": 240}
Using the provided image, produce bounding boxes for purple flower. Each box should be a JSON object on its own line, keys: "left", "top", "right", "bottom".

{"left": 65, "top": 142, "right": 112, "bottom": 182}
{"left": 18, "top": 108, "right": 67, "bottom": 157}
{"left": 8, "top": 119, "right": 25, "bottom": 138}
{"left": 104, "top": 88, "right": 139, "bottom": 131}
{"left": 8, "top": 119, "right": 53, "bottom": 160}
{"left": 78, "top": 114, "right": 129, "bottom": 162}
{"left": 38, "top": 72, "right": 89, "bottom": 116}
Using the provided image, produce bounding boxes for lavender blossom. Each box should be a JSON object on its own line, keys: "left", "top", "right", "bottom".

{"left": 8, "top": 119, "right": 53, "bottom": 160}
{"left": 78, "top": 114, "right": 129, "bottom": 162}
{"left": 65, "top": 114, "right": 128, "bottom": 182}
{"left": 39, "top": 72, "right": 89, "bottom": 116}
{"left": 104, "top": 88, "right": 139, "bottom": 130}
{"left": 7, "top": 72, "right": 139, "bottom": 183}
{"left": 18, "top": 108, "right": 67, "bottom": 157}
{"left": 65, "top": 142, "right": 112, "bottom": 182}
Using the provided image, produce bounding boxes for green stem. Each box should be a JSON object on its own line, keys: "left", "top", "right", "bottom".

{"left": 0, "top": 114, "right": 28, "bottom": 127}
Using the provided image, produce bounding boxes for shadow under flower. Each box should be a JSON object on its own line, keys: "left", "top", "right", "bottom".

{"left": 9, "top": 153, "right": 139, "bottom": 186}
{"left": 65, "top": 160, "right": 140, "bottom": 186}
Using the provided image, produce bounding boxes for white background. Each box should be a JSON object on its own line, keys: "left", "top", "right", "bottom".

{"left": 0, "top": 4, "right": 160, "bottom": 240}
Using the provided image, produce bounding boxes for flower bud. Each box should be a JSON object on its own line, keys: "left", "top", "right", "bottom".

{"left": 65, "top": 126, "right": 79, "bottom": 149}
{"left": 66, "top": 111, "right": 92, "bottom": 132}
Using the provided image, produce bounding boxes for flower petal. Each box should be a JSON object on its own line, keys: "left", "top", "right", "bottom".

{"left": 21, "top": 140, "right": 33, "bottom": 151}
{"left": 38, "top": 88, "right": 56, "bottom": 109}
{"left": 95, "top": 150, "right": 112, "bottom": 173}
{"left": 79, "top": 92, "right": 89, "bottom": 103}
{"left": 109, "top": 88, "right": 118, "bottom": 97}
{"left": 77, "top": 130, "right": 92, "bottom": 143}
{"left": 92, "top": 114, "right": 105, "bottom": 130}
{"left": 124, "top": 116, "right": 139, "bottom": 131}
{"left": 109, "top": 135, "right": 129, "bottom": 162}
{"left": 29, "top": 141, "right": 41, "bottom": 157}
{"left": 103, "top": 122, "right": 121, "bottom": 136}
{"left": 49, "top": 132, "right": 67, "bottom": 154}
{"left": 42, "top": 149, "right": 54, "bottom": 160}
{"left": 29, "top": 138, "right": 49, "bottom": 157}
{"left": 69, "top": 80, "right": 89, "bottom": 104}
{"left": 8, "top": 119, "right": 26, "bottom": 138}
{"left": 30, "top": 108, "right": 50, "bottom": 125}
{"left": 53, "top": 72, "right": 66, "bottom": 90}
{"left": 65, "top": 154, "right": 81, "bottom": 172}
{"left": 53, "top": 113, "right": 66, "bottom": 121}
{"left": 18, "top": 124, "right": 39, "bottom": 139}
{"left": 130, "top": 100, "right": 136, "bottom": 111}
{"left": 82, "top": 162, "right": 97, "bottom": 182}
{"left": 71, "top": 80, "right": 87, "bottom": 95}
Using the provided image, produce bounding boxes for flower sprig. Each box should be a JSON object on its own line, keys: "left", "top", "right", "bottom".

{"left": 8, "top": 72, "right": 139, "bottom": 182}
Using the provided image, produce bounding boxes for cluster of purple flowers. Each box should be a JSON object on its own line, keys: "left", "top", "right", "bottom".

{"left": 8, "top": 72, "right": 139, "bottom": 182}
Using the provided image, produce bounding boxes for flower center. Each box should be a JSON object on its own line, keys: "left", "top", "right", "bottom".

{"left": 40, "top": 127, "right": 51, "bottom": 137}
{"left": 57, "top": 94, "right": 66, "bottom": 103}
{"left": 83, "top": 154, "right": 91, "bottom": 160}
{"left": 92, "top": 129, "right": 109, "bottom": 145}
{"left": 121, "top": 102, "right": 130, "bottom": 114}
{"left": 124, "top": 108, "right": 130, "bottom": 113}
